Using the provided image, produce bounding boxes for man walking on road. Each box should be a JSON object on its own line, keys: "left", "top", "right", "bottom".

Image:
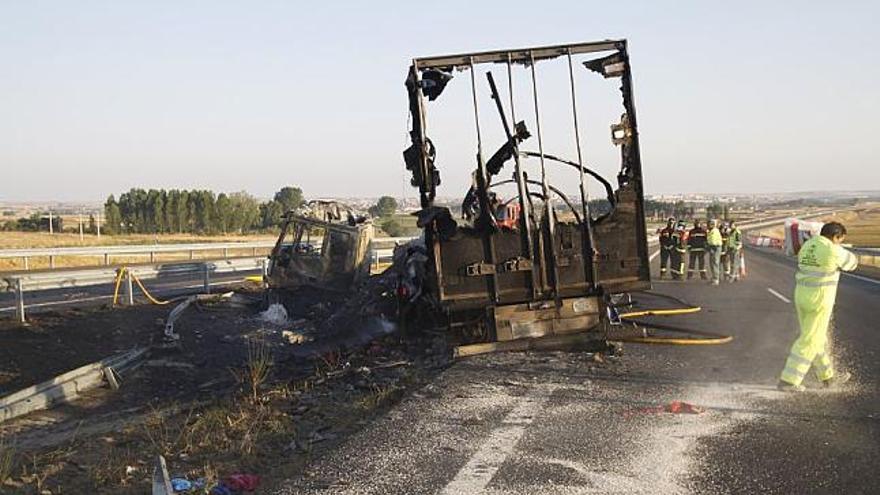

{"left": 658, "top": 217, "right": 675, "bottom": 279}
{"left": 706, "top": 219, "right": 723, "bottom": 285}
{"left": 778, "top": 222, "right": 859, "bottom": 392}
{"left": 687, "top": 220, "right": 708, "bottom": 279}
{"left": 727, "top": 221, "right": 744, "bottom": 282}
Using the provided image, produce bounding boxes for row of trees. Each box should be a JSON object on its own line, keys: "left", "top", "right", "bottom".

{"left": 103, "top": 186, "right": 305, "bottom": 235}
{"left": 0, "top": 214, "right": 64, "bottom": 232}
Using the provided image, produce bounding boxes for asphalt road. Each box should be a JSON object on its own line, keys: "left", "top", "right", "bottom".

{"left": 275, "top": 247, "right": 880, "bottom": 494}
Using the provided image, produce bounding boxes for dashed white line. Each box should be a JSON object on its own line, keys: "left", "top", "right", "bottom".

{"left": 440, "top": 388, "right": 555, "bottom": 494}
{"left": 766, "top": 287, "right": 791, "bottom": 304}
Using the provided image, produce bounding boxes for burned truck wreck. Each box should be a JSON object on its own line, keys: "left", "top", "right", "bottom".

{"left": 402, "top": 40, "right": 651, "bottom": 350}
{"left": 266, "top": 201, "right": 374, "bottom": 295}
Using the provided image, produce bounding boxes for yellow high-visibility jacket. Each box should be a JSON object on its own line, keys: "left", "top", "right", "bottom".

{"left": 707, "top": 227, "right": 722, "bottom": 247}
{"left": 795, "top": 235, "right": 859, "bottom": 304}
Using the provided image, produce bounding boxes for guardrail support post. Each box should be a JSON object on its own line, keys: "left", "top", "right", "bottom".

{"left": 49, "top": 255, "right": 55, "bottom": 269}
{"left": 223, "top": 247, "right": 229, "bottom": 259}
{"left": 252, "top": 247, "right": 257, "bottom": 256}
{"left": 126, "top": 271, "right": 135, "bottom": 305}
{"left": 189, "top": 250, "right": 195, "bottom": 260}
{"left": 15, "top": 278, "right": 26, "bottom": 324}
{"left": 104, "top": 253, "right": 110, "bottom": 265}
{"left": 203, "top": 264, "right": 211, "bottom": 294}
{"left": 23, "top": 256, "right": 29, "bottom": 270}
{"left": 150, "top": 251, "right": 155, "bottom": 263}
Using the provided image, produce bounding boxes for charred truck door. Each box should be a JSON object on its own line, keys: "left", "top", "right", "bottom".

{"left": 403, "top": 40, "right": 650, "bottom": 346}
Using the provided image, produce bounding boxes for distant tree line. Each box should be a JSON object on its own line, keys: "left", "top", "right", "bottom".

{"left": 102, "top": 186, "right": 305, "bottom": 235}
{"left": 0, "top": 213, "right": 63, "bottom": 232}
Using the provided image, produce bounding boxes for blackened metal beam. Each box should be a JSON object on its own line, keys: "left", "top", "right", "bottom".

{"left": 413, "top": 40, "right": 623, "bottom": 70}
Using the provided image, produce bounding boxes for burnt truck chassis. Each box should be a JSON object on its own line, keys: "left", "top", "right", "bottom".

{"left": 403, "top": 40, "right": 651, "bottom": 347}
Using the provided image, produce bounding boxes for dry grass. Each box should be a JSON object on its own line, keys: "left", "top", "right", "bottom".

{"left": 134, "top": 342, "right": 292, "bottom": 482}
{"left": 752, "top": 205, "right": 880, "bottom": 246}
{"left": 0, "top": 231, "right": 275, "bottom": 271}
{"left": 0, "top": 439, "right": 14, "bottom": 486}
{"left": 234, "top": 338, "right": 273, "bottom": 403}
{"left": 357, "top": 384, "right": 403, "bottom": 411}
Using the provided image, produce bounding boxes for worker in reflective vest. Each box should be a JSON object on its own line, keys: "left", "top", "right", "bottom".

{"left": 706, "top": 219, "right": 723, "bottom": 285}
{"left": 778, "top": 222, "right": 859, "bottom": 392}
{"left": 658, "top": 217, "right": 675, "bottom": 279}
{"left": 727, "top": 221, "right": 744, "bottom": 282}
{"left": 719, "top": 222, "right": 731, "bottom": 280}
{"left": 687, "top": 220, "right": 708, "bottom": 279}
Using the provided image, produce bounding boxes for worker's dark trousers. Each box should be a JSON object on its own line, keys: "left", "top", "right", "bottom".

{"left": 688, "top": 250, "right": 707, "bottom": 279}
{"left": 671, "top": 248, "right": 686, "bottom": 280}
{"left": 660, "top": 248, "right": 672, "bottom": 278}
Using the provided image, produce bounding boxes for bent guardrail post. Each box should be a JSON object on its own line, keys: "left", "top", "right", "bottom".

{"left": 0, "top": 347, "right": 148, "bottom": 423}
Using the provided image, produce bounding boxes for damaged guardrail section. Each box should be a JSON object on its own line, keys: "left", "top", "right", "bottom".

{"left": 0, "top": 347, "right": 148, "bottom": 423}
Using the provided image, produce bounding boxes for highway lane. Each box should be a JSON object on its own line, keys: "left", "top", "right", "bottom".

{"left": 274, "top": 247, "right": 880, "bottom": 494}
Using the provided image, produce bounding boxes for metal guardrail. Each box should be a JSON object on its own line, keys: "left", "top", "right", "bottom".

{"left": 0, "top": 236, "right": 416, "bottom": 270}
{"left": 1, "top": 236, "right": 419, "bottom": 323}
{"left": 852, "top": 248, "right": 880, "bottom": 268}
{"left": 3, "top": 257, "right": 267, "bottom": 323}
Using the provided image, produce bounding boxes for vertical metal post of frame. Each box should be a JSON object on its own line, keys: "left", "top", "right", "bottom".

{"left": 567, "top": 49, "right": 598, "bottom": 291}
{"left": 528, "top": 51, "right": 561, "bottom": 302}
{"left": 617, "top": 42, "right": 650, "bottom": 280}
{"left": 203, "top": 264, "right": 211, "bottom": 294}
{"left": 15, "top": 278, "right": 26, "bottom": 324}
{"left": 125, "top": 270, "right": 135, "bottom": 305}
{"left": 411, "top": 63, "right": 434, "bottom": 209}
{"left": 506, "top": 55, "right": 539, "bottom": 299}
{"left": 468, "top": 57, "right": 500, "bottom": 303}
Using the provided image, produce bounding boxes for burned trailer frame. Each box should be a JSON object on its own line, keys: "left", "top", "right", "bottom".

{"left": 403, "top": 40, "right": 650, "bottom": 345}
{"left": 266, "top": 213, "right": 374, "bottom": 293}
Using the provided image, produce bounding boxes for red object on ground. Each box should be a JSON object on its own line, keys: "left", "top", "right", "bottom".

{"left": 664, "top": 400, "right": 704, "bottom": 414}
{"left": 625, "top": 400, "right": 706, "bottom": 417}
{"left": 225, "top": 474, "right": 261, "bottom": 491}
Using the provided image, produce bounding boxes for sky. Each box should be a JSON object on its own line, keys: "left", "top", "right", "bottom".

{"left": 1, "top": 1, "right": 878, "bottom": 202}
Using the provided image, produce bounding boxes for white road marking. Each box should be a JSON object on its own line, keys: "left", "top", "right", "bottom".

{"left": 843, "top": 272, "right": 880, "bottom": 286}
{"left": 440, "top": 388, "right": 555, "bottom": 494}
{"left": 649, "top": 250, "right": 660, "bottom": 262}
{"left": 766, "top": 287, "right": 791, "bottom": 304}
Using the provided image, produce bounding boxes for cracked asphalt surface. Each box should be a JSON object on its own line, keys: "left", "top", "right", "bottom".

{"left": 275, "top": 247, "right": 880, "bottom": 494}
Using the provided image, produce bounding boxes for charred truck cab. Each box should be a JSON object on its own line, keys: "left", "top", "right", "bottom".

{"left": 266, "top": 212, "right": 374, "bottom": 294}
{"left": 403, "top": 40, "right": 650, "bottom": 349}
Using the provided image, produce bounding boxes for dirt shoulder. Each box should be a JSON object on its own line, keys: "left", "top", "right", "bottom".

{"left": 0, "top": 292, "right": 450, "bottom": 494}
